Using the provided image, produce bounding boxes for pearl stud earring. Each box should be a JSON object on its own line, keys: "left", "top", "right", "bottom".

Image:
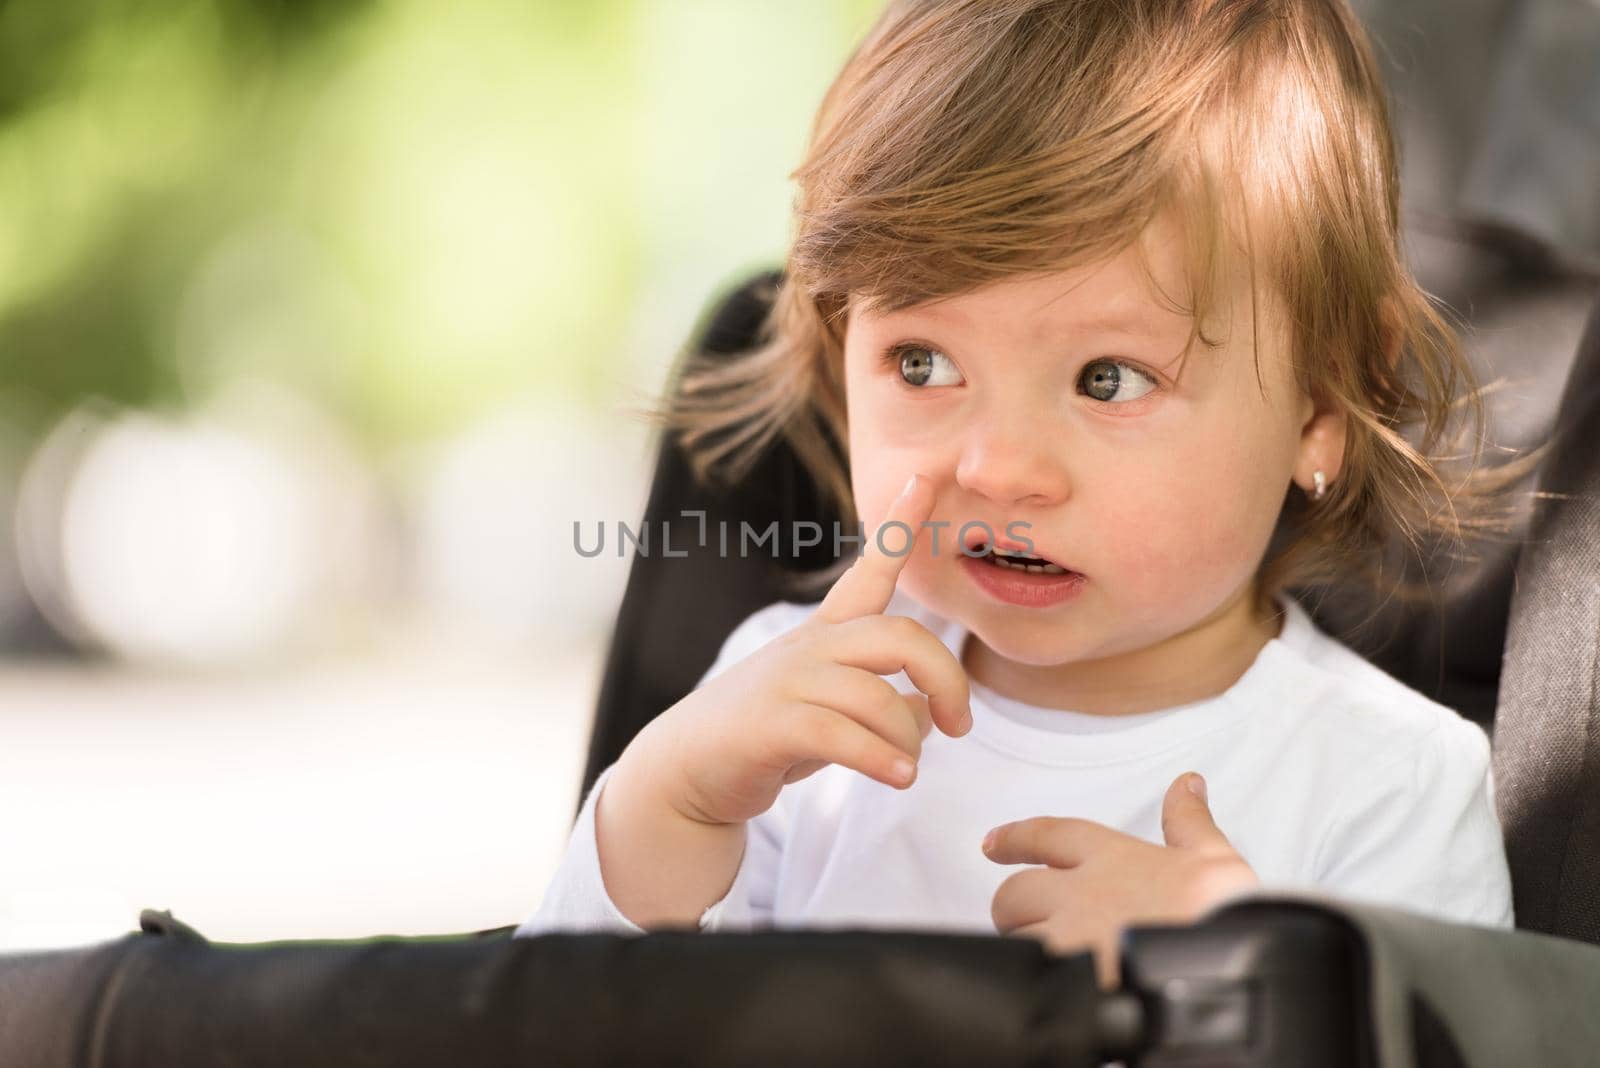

{"left": 1312, "top": 470, "right": 1327, "bottom": 501}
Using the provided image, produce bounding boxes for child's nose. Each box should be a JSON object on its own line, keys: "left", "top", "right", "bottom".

{"left": 952, "top": 417, "right": 1071, "bottom": 507}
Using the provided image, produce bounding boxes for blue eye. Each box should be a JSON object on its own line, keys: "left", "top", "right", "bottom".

{"left": 1078, "top": 359, "right": 1156, "bottom": 403}
{"left": 890, "top": 344, "right": 964, "bottom": 388}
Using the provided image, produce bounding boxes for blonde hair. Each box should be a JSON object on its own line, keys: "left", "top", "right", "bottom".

{"left": 652, "top": 0, "right": 1525, "bottom": 607}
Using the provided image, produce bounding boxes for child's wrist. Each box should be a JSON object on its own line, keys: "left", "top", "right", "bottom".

{"left": 597, "top": 748, "right": 747, "bottom": 929}
{"left": 617, "top": 725, "right": 730, "bottom": 828}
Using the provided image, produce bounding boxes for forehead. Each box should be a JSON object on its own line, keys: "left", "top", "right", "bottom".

{"left": 850, "top": 213, "right": 1232, "bottom": 344}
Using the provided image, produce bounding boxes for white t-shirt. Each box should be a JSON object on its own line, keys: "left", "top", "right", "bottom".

{"left": 516, "top": 590, "right": 1513, "bottom": 939}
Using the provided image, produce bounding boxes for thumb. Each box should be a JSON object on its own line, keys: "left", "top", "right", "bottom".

{"left": 1161, "top": 772, "right": 1229, "bottom": 851}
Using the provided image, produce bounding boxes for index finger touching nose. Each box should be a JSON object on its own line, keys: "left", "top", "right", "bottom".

{"left": 814, "top": 473, "right": 932, "bottom": 625}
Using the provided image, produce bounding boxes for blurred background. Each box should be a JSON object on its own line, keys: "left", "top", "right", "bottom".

{"left": 0, "top": 0, "right": 1596, "bottom": 951}
{"left": 0, "top": 0, "right": 885, "bottom": 949}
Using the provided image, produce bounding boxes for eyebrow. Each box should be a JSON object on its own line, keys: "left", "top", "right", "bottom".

{"left": 882, "top": 302, "right": 1175, "bottom": 340}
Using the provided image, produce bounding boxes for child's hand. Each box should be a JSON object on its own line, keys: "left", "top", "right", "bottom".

{"left": 984, "top": 772, "right": 1259, "bottom": 989}
{"left": 625, "top": 473, "right": 972, "bottom": 829}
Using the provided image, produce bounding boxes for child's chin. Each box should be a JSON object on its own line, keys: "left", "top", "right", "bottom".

{"left": 978, "top": 630, "right": 1096, "bottom": 668}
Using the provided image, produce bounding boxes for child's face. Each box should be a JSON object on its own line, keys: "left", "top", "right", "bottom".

{"left": 842, "top": 213, "right": 1322, "bottom": 672}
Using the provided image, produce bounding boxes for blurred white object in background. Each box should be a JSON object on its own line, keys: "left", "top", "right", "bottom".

{"left": 412, "top": 400, "right": 650, "bottom": 653}
{"left": 60, "top": 413, "right": 317, "bottom": 664}
{"left": 14, "top": 385, "right": 383, "bottom": 668}
{"left": 16, "top": 403, "right": 117, "bottom": 651}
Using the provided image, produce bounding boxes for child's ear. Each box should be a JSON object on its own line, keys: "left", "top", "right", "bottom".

{"left": 1293, "top": 385, "right": 1348, "bottom": 496}
{"left": 1291, "top": 297, "right": 1396, "bottom": 498}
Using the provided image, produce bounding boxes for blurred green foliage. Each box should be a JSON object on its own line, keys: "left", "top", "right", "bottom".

{"left": 0, "top": 0, "right": 882, "bottom": 448}
{"left": 0, "top": 0, "right": 373, "bottom": 427}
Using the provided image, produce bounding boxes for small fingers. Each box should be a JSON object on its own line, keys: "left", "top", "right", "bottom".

{"left": 778, "top": 703, "right": 920, "bottom": 790}
{"left": 813, "top": 473, "right": 931, "bottom": 625}
{"left": 904, "top": 692, "right": 935, "bottom": 740}
{"left": 802, "top": 664, "right": 927, "bottom": 761}
{"left": 989, "top": 866, "right": 1061, "bottom": 934}
{"left": 983, "top": 816, "right": 1114, "bottom": 868}
{"left": 825, "top": 614, "right": 972, "bottom": 738}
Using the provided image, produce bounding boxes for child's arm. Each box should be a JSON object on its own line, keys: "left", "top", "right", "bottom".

{"left": 518, "top": 473, "right": 971, "bottom": 935}
{"left": 515, "top": 758, "right": 771, "bottom": 937}
{"left": 591, "top": 736, "right": 748, "bottom": 928}
{"left": 586, "top": 475, "right": 969, "bottom": 928}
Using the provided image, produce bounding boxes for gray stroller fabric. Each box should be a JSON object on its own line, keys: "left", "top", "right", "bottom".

{"left": 1218, "top": 891, "right": 1600, "bottom": 1068}
{"left": 1494, "top": 300, "right": 1600, "bottom": 942}
{"left": 1352, "top": 0, "right": 1600, "bottom": 266}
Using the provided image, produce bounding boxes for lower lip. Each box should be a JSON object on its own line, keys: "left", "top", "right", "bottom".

{"left": 960, "top": 554, "right": 1086, "bottom": 608}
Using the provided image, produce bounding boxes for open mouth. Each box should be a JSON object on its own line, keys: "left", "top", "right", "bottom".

{"left": 970, "top": 540, "right": 1074, "bottom": 576}
{"left": 961, "top": 535, "right": 1086, "bottom": 608}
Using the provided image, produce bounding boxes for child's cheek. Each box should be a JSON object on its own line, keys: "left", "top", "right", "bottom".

{"left": 849, "top": 397, "right": 958, "bottom": 518}
{"left": 1090, "top": 466, "right": 1273, "bottom": 611}
{"left": 848, "top": 455, "right": 965, "bottom": 606}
